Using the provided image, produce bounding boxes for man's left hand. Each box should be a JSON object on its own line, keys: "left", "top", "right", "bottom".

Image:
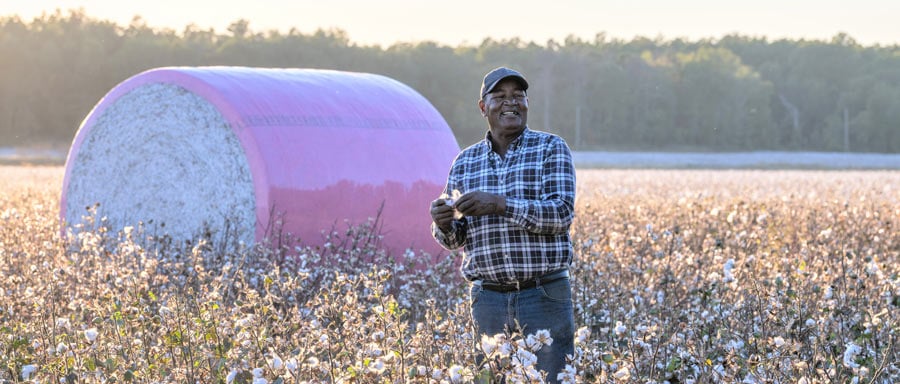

{"left": 454, "top": 191, "right": 506, "bottom": 217}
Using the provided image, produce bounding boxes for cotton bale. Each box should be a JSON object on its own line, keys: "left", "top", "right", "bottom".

{"left": 61, "top": 66, "right": 459, "bottom": 256}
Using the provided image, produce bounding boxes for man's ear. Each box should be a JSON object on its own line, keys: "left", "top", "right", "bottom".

{"left": 478, "top": 99, "right": 486, "bottom": 117}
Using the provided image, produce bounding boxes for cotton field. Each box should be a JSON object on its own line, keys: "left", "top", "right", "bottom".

{"left": 1, "top": 166, "right": 897, "bottom": 383}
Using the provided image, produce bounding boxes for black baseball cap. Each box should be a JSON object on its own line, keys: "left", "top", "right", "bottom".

{"left": 480, "top": 67, "right": 529, "bottom": 99}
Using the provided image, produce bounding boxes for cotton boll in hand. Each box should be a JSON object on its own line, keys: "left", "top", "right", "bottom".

{"left": 439, "top": 189, "right": 463, "bottom": 218}
{"left": 441, "top": 189, "right": 462, "bottom": 207}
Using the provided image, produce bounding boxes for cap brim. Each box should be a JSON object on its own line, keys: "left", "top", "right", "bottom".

{"left": 482, "top": 75, "right": 528, "bottom": 98}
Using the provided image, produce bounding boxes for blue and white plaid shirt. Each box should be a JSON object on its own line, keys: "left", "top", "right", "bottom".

{"left": 433, "top": 127, "right": 576, "bottom": 283}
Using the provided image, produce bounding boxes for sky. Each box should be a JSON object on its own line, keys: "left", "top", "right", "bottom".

{"left": 4, "top": 0, "right": 899, "bottom": 47}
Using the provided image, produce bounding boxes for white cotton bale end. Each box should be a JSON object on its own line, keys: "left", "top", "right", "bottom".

{"left": 61, "top": 67, "right": 460, "bottom": 256}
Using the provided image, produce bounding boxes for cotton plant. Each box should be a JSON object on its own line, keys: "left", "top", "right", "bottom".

{"left": 2, "top": 170, "right": 899, "bottom": 382}
{"left": 477, "top": 329, "right": 554, "bottom": 382}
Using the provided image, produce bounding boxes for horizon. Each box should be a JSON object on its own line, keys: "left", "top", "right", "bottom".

{"left": 3, "top": 0, "right": 899, "bottom": 47}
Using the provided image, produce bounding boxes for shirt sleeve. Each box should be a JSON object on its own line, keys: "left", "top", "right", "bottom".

{"left": 432, "top": 158, "right": 468, "bottom": 250}
{"left": 432, "top": 218, "right": 467, "bottom": 250}
{"left": 503, "top": 136, "right": 576, "bottom": 234}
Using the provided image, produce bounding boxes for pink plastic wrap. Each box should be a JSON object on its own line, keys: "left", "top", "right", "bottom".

{"left": 62, "top": 67, "right": 459, "bottom": 256}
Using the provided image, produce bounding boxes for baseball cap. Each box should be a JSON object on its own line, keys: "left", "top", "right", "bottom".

{"left": 480, "top": 67, "right": 529, "bottom": 99}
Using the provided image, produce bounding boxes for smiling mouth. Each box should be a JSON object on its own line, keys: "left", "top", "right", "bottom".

{"left": 500, "top": 111, "right": 519, "bottom": 116}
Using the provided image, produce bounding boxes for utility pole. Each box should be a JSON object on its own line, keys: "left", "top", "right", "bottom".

{"left": 575, "top": 103, "right": 581, "bottom": 150}
{"left": 843, "top": 107, "right": 849, "bottom": 152}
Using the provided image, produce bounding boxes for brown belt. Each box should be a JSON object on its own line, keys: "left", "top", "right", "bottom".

{"left": 477, "top": 269, "right": 569, "bottom": 292}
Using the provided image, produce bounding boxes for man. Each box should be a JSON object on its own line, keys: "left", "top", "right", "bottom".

{"left": 430, "top": 67, "right": 576, "bottom": 382}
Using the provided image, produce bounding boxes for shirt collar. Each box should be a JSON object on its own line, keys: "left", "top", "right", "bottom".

{"left": 484, "top": 127, "right": 530, "bottom": 152}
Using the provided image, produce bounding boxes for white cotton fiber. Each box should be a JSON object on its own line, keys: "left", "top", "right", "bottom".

{"left": 64, "top": 83, "right": 255, "bottom": 245}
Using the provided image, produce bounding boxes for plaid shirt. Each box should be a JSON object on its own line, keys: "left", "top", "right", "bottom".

{"left": 433, "top": 127, "right": 576, "bottom": 283}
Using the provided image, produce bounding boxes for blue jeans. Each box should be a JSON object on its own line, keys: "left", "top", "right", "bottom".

{"left": 470, "top": 277, "right": 575, "bottom": 383}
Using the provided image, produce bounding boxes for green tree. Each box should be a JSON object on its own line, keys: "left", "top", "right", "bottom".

{"left": 0, "top": 10, "right": 898, "bottom": 153}
{"left": 673, "top": 46, "right": 774, "bottom": 149}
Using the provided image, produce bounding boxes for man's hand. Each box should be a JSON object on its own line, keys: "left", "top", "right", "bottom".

{"left": 454, "top": 191, "right": 506, "bottom": 217}
{"left": 430, "top": 198, "right": 456, "bottom": 232}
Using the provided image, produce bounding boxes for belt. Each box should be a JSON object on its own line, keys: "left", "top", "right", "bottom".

{"left": 477, "top": 269, "right": 569, "bottom": 293}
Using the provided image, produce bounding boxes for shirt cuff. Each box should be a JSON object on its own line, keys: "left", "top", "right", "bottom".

{"left": 433, "top": 221, "right": 460, "bottom": 245}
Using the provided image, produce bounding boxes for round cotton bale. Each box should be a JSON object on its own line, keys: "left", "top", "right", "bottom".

{"left": 61, "top": 66, "right": 459, "bottom": 256}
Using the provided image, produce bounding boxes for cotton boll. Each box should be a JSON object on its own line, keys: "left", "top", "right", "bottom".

{"left": 614, "top": 321, "right": 627, "bottom": 336}
{"left": 843, "top": 342, "right": 862, "bottom": 369}
{"left": 21, "top": 364, "right": 37, "bottom": 380}
{"left": 613, "top": 366, "right": 630, "bottom": 381}
{"left": 268, "top": 354, "right": 283, "bottom": 370}
{"left": 773, "top": 336, "right": 786, "bottom": 348}
{"left": 285, "top": 358, "right": 298, "bottom": 372}
{"left": 84, "top": 328, "right": 98, "bottom": 342}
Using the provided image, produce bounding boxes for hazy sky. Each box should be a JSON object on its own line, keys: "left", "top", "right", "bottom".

{"left": 5, "top": 0, "right": 899, "bottom": 47}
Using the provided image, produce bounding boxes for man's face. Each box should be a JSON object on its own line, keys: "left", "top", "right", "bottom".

{"left": 480, "top": 78, "right": 528, "bottom": 138}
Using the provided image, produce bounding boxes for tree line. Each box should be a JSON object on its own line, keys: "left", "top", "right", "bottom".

{"left": 2, "top": 9, "right": 899, "bottom": 152}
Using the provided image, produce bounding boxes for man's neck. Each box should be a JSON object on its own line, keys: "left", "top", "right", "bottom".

{"left": 488, "top": 128, "right": 525, "bottom": 158}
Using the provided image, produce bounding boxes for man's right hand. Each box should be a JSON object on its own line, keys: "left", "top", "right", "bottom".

{"left": 430, "top": 198, "right": 456, "bottom": 232}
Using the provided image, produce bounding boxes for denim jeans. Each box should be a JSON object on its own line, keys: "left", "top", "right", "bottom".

{"left": 470, "top": 277, "right": 575, "bottom": 383}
